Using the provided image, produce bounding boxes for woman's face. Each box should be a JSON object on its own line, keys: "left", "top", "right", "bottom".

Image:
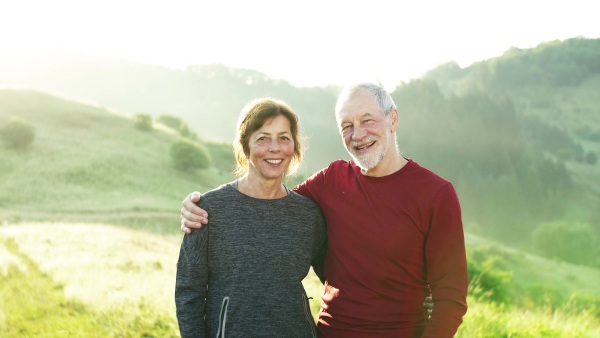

{"left": 246, "top": 115, "right": 295, "bottom": 182}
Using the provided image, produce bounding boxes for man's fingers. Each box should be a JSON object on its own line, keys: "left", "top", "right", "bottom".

{"left": 182, "top": 195, "right": 208, "bottom": 218}
{"left": 190, "top": 191, "right": 201, "bottom": 203}
{"left": 180, "top": 191, "right": 208, "bottom": 235}
{"left": 180, "top": 220, "right": 192, "bottom": 234}
{"left": 180, "top": 207, "right": 207, "bottom": 226}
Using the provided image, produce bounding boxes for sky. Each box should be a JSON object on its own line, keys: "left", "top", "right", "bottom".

{"left": 1, "top": 0, "right": 599, "bottom": 90}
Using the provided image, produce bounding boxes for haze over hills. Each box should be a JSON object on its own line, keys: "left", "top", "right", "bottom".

{"left": 1, "top": 38, "right": 600, "bottom": 337}
{"left": 1, "top": 37, "right": 599, "bottom": 253}
{"left": 0, "top": 47, "right": 343, "bottom": 173}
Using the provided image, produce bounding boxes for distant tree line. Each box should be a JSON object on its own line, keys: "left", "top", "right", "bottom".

{"left": 391, "top": 79, "right": 586, "bottom": 248}
{"left": 480, "top": 38, "right": 600, "bottom": 90}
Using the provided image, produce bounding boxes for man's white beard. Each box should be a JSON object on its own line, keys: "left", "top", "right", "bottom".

{"left": 349, "top": 138, "right": 386, "bottom": 170}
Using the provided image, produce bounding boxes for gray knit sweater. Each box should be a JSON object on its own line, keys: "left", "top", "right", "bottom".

{"left": 175, "top": 182, "right": 327, "bottom": 338}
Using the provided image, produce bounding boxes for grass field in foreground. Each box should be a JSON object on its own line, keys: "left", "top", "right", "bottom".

{"left": 1, "top": 222, "right": 599, "bottom": 337}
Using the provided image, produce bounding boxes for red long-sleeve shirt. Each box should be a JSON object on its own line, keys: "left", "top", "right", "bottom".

{"left": 295, "top": 159, "right": 468, "bottom": 338}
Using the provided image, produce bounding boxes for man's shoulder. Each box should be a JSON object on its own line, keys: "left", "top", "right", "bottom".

{"left": 323, "top": 159, "right": 354, "bottom": 173}
{"left": 406, "top": 160, "right": 452, "bottom": 187}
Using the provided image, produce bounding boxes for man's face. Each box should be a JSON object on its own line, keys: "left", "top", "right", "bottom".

{"left": 336, "top": 89, "right": 396, "bottom": 171}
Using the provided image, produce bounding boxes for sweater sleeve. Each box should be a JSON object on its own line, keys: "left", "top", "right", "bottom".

{"left": 422, "top": 183, "right": 468, "bottom": 338}
{"left": 310, "top": 209, "right": 328, "bottom": 284}
{"left": 175, "top": 216, "right": 209, "bottom": 338}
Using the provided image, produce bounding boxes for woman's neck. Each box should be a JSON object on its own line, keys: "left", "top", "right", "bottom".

{"left": 237, "top": 175, "right": 287, "bottom": 199}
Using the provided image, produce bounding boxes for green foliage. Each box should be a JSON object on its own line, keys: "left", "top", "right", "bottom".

{"left": 0, "top": 118, "right": 35, "bottom": 149}
{"left": 170, "top": 138, "right": 212, "bottom": 172}
{"left": 134, "top": 113, "right": 153, "bottom": 131}
{"left": 456, "top": 296, "right": 600, "bottom": 337}
{"left": 157, "top": 114, "right": 184, "bottom": 130}
{"left": 179, "top": 121, "right": 191, "bottom": 137}
{"left": 179, "top": 121, "right": 199, "bottom": 140}
{"left": 0, "top": 89, "right": 232, "bottom": 219}
{"left": 585, "top": 151, "right": 598, "bottom": 165}
{"left": 467, "top": 244, "right": 513, "bottom": 303}
{"left": 0, "top": 237, "right": 178, "bottom": 337}
{"left": 393, "top": 80, "right": 578, "bottom": 246}
{"left": 533, "top": 221, "right": 600, "bottom": 267}
{"left": 486, "top": 38, "right": 600, "bottom": 90}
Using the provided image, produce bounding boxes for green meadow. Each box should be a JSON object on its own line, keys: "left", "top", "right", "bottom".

{"left": 2, "top": 37, "right": 600, "bottom": 337}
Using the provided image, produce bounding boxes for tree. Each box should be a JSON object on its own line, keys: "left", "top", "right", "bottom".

{"left": 0, "top": 118, "right": 36, "bottom": 149}
{"left": 157, "top": 114, "right": 184, "bottom": 130}
{"left": 179, "top": 122, "right": 191, "bottom": 138}
{"left": 585, "top": 151, "right": 597, "bottom": 165}
{"left": 170, "top": 138, "right": 212, "bottom": 172}
{"left": 179, "top": 122, "right": 199, "bottom": 140}
{"left": 134, "top": 114, "right": 153, "bottom": 131}
{"left": 533, "top": 221, "right": 599, "bottom": 267}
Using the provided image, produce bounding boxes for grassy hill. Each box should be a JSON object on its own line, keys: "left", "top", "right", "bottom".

{"left": 0, "top": 90, "right": 598, "bottom": 336}
{"left": 0, "top": 49, "right": 345, "bottom": 174}
{"left": 2, "top": 41, "right": 599, "bottom": 245}
{"left": 1, "top": 223, "right": 599, "bottom": 337}
{"left": 423, "top": 38, "right": 600, "bottom": 199}
{"left": 1, "top": 42, "right": 600, "bottom": 336}
{"left": 0, "top": 89, "right": 234, "bottom": 231}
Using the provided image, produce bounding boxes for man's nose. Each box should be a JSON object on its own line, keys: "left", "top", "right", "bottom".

{"left": 352, "top": 125, "right": 367, "bottom": 140}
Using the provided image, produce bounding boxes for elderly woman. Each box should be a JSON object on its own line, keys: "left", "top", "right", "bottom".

{"left": 175, "top": 98, "right": 327, "bottom": 338}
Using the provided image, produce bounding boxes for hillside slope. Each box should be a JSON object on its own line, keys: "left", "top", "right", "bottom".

{"left": 0, "top": 89, "right": 233, "bottom": 230}
{"left": 0, "top": 49, "right": 344, "bottom": 173}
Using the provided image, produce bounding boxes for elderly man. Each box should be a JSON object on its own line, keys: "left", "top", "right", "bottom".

{"left": 180, "top": 83, "right": 468, "bottom": 337}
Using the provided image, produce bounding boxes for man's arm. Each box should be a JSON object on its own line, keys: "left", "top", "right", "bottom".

{"left": 422, "top": 183, "right": 468, "bottom": 338}
{"left": 310, "top": 211, "right": 328, "bottom": 284}
{"left": 180, "top": 165, "right": 325, "bottom": 234}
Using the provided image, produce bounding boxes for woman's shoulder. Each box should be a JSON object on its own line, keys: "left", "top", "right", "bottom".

{"left": 288, "top": 190, "right": 321, "bottom": 210}
{"left": 198, "top": 182, "right": 239, "bottom": 202}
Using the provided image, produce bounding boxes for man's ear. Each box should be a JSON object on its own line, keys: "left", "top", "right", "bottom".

{"left": 389, "top": 108, "right": 399, "bottom": 132}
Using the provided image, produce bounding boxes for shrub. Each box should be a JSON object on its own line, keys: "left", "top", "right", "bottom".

{"left": 0, "top": 118, "right": 36, "bottom": 149}
{"left": 467, "top": 244, "right": 513, "bottom": 303}
{"left": 179, "top": 122, "right": 191, "bottom": 138}
{"left": 169, "top": 139, "right": 212, "bottom": 172}
{"left": 533, "top": 221, "right": 599, "bottom": 267}
{"left": 134, "top": 114, "right": 153, "bottom": 131}
{"left": 179, "top": 122, "right": 199, "bottom": 141}
{"left": 585, "top": 151, "right": 597, "bottom": 165}
{"left": 156, "top": 114, "right": 183, "bottom": 130}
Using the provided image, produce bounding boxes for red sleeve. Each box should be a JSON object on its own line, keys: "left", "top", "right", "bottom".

{"left": 422, "top": 183, "right": 468, "bottom": 338}
{"left": 293, "top": 167, "right": 327, "bottom": 203}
